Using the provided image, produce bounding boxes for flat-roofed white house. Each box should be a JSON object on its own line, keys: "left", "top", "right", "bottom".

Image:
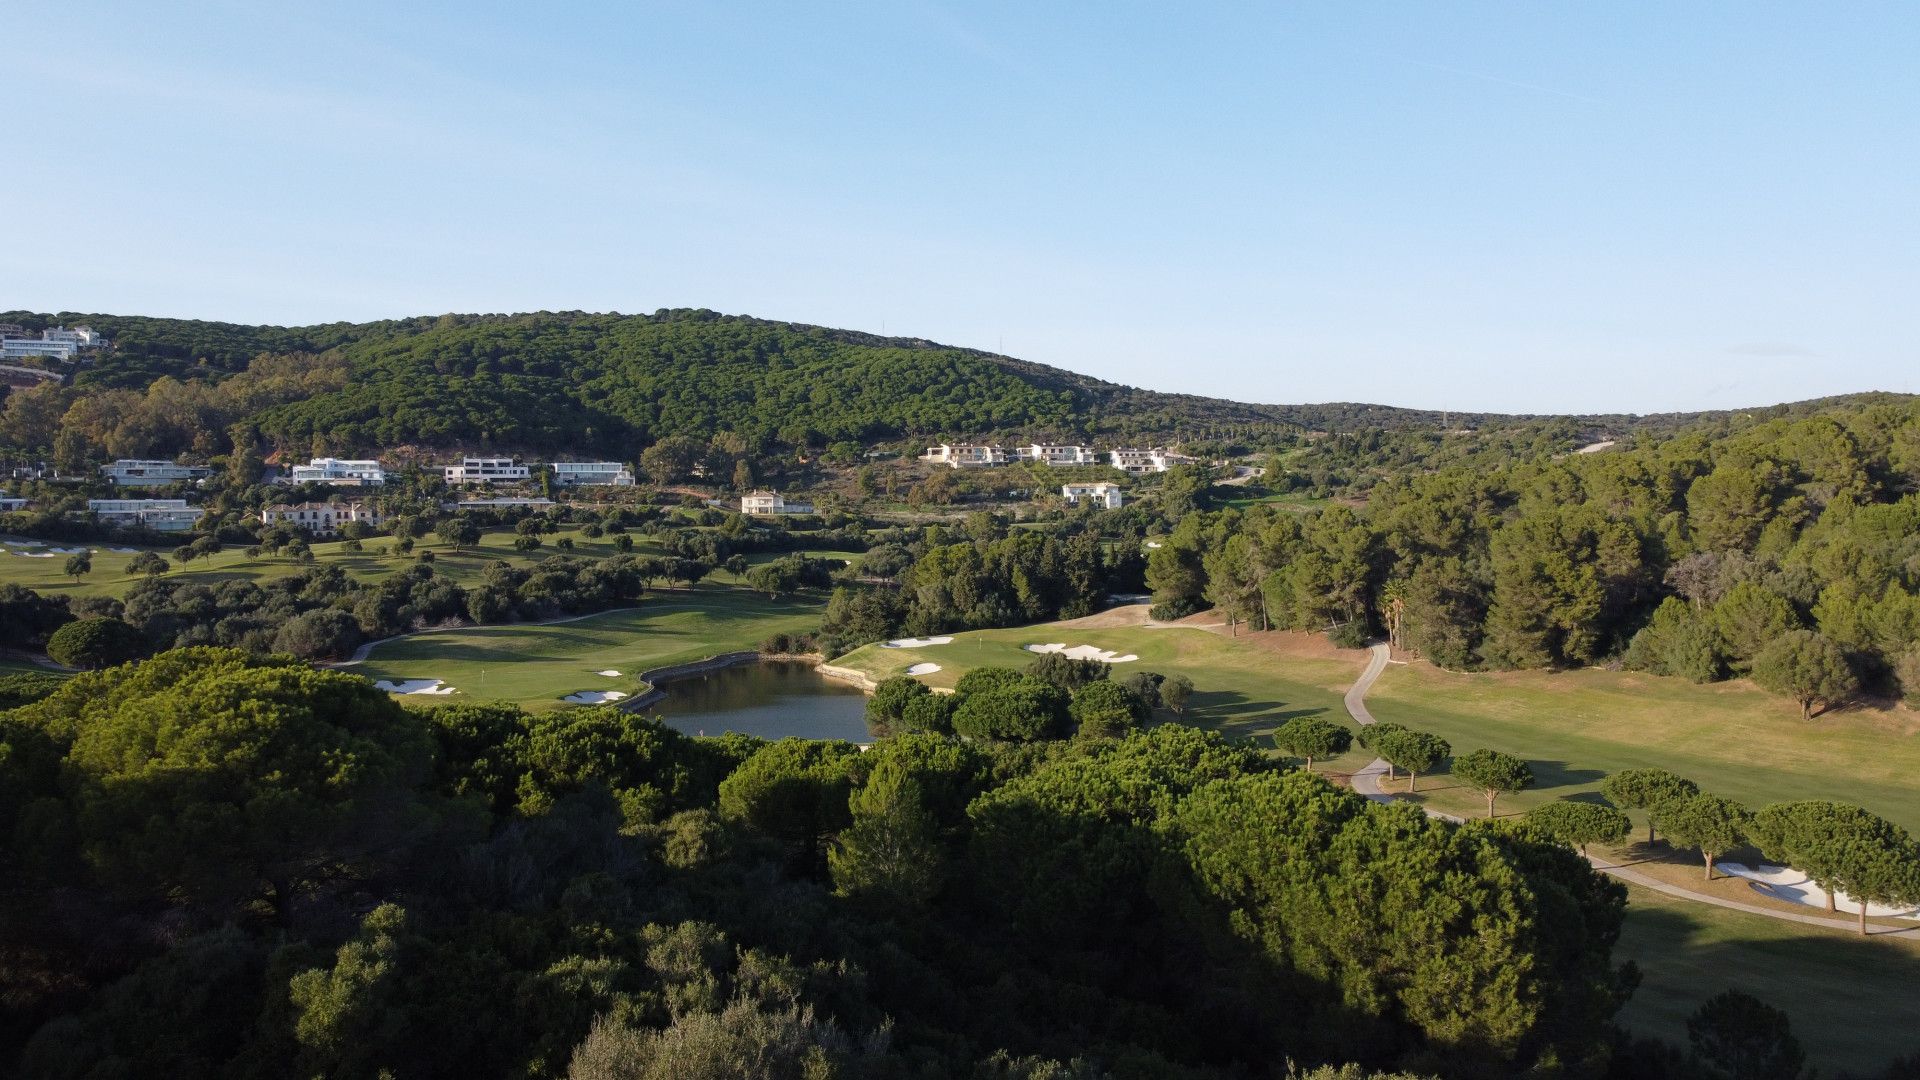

{"left": 0, "top": 338, "right": 76, "bottom": 361}
{"left": 288, "top": 457, "right": 386, "bottom": 486}
{"left": 1108, "top": 448, "right": 1197, "bottom": 474}
{"left": 1015, "top": 444, "right": 1097, "bottom": 466}
{"left": 0, "top": 497, "right": 28, "bottom": 512}
{"left": 261, "top": 501, "right": 385, "bottom": 537}
{"left": 741, "top": 490, "right": 814, "bottom": 515}
{"left": 1061, "top": 481, "right": 1124, "bottom": 509}
{"left": 551, "top": 461, "right": 635, "bottom": 486}
{"left": 86, "top": 498, "right": 202, "bottom": 532}
{"left": 442, "top": 457, "right": 531, "bottom": 484}
{"left": 42, "top": 326, "right": 107, "bottom": 348}
{"left": 921, "top": 444, "right": 1009, "bottom": 468}
{"left": 101, "top": 459, "right": 214, "bottom": 486}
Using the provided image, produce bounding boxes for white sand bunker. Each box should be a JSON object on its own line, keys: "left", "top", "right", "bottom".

{"left": 596, "top": 669, "right": 622, "bottom": 677}
{"left": 374, "top": 679, "right": 458, "bottom": 696}
{"left": 111, "top": 547, "right": 139, "bottom": 553}
{"left": 1024, "top": 643, "right": 1140, "bottom": 663}
{"left": 4, "top": 540, "right": 44, "bottom": 547}
{"left": 14, "top": 552, "right": 57, "bottom": 558}
{"left": 1719, "top": 862, "right": 1920, "bottom": 920}
{"left": 905, "top": 663, "right": 942, "bottom": 676}
{"left": 563, "top": 690, "right": 629, "bottom": 704}
{"left": 882, "top": 636, "right": 953, "bottom": 649}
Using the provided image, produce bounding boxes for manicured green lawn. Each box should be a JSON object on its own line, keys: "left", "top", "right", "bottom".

{"left": 0, "top": 529, "right": 859, "bottom": 600}
{"left": 0, "top": 658, "right": 67, "bottom": 678}
{"left": 1362, "top": 661, "right": 1920, "bottom": 832}
{"left": 1616, "top": 883, "right": 1920, "bottom": 1076}
{"left": 352, "top": 587, "right": 825, "bottom": 710}
{"left": 832, "top": 622, "right": 1367, "bottom": 755}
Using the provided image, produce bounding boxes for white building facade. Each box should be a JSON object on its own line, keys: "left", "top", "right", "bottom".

{"left": 921, "top": 444, "right": 1009, "bottom": 468}
{"left": 1015, "top": 444, "right": 1097, "bottom": 466}
{"left": 1061, "top": 482, "right": 1124, "bottom": 509}
{"left": 1108, "top": 448, "right": 1196, "bottom": 474}
{"left": 741, "top": 490, "right": 815, "bottom": 515}
{"left": 86, "top": 498, "right": 202, "bottom": 532}
{"left": 443, "top": 457, "right": 531, "bottom": 484}
{"left": 551, "top": 461, "right": 635, "bottom": 486}
{"left": 288, "top": 458, "right": 385, "bottom": 486}
{"left": 261, "top": 501, "right": 385, "bottom": 537}
{"left": 101, "top": 459, "right": 214, "bottom": 486}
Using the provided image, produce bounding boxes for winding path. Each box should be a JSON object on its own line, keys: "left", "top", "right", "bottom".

{"left": 1339, "top": 642, "right": 1920, "bottom": 936}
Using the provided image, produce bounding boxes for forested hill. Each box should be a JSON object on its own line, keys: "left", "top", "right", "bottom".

{"left": 2, "top": 308, "right": 1542, "bottom": 456}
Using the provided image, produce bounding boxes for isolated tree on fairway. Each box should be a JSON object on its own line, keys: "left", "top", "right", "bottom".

{"left": 724, "top": 554, "right": 749, "bottom": 581}
{"left": 1658, "top": 793, "right": 1750, "bottom": 880}
{"left": 1686, "top": 990, "right": 1807, "bottom": 1080}
{"left": 1752, "top": 630, "right": 1858, "bottom": 720}
{"left": 126, "top": 551, "right": 168, "bottom": 578}
{"left": 614, "top": 534, "right": 634, "bottom": 553}
{"left": 47, "top": 617, "right": 149, "bottom": 670}
{"left": 435, "top": 519, "right": 480, "bottom": 552}
{"left": 1601, "top": 767, "right": 1700, "bottom": 845}
{"left": 64, "top": 552, "right": 91, "bottom": 582}
{"left": 1271, "top": 716, "right": 1352, "bottom": 773}
{"left": 1158, "top": 672, "right": 1193, "bottom": 713}
{"left": 1373, "top": 727, "right": 1450, "bottom": 792}
{"left": 1526, "top": 801, "right": 1631, "bottom": 856}
{"left": 1452, "top": 748, "right": 1535, "bottom": 818}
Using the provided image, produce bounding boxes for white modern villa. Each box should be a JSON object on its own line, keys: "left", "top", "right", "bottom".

{"left": 1108, "top": 448, "right": 1197, "bottom": 474}
{"left": 442, "top": 457, "right": 531, "bottom": 484}
{"left": 288, "top": 457, "right": 386, "bottom": 485}
{"left": 1061, "top": 481, "right": 1125, "bottom": 509}
{"left": 741, "top": 490, "right": 814, "bottom": 515}
{"left": 551, "top": 461, "right": 636, "bottom": 486}
{"left": 1015, "top": 443, "right": 1098, "bottom": 466}
{"left": 86, "top": 498, "right": 202, "bottom": 532}
{"left": 261, "top": 501, "right": 385, "bottom": 536}
{"left": 921, "top": 443, "right": 1011, "bottom": 468}
{"left": 100, "top": 459, "right": 215, "bottom": 486}
{"left": 0, "top": 325, "right": 106, "bottom": 360}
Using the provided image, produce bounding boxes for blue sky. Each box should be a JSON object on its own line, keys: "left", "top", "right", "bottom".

{"left": 5, "top": 2, "right": 1915, "bottom": 413}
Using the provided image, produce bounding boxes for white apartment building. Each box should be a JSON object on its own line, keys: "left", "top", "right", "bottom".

{"left": 288, "top": 457, "right": 385, "bottom": 486}
{"left": 86, "top": 498, "right": 202, "bottom": 532}
{"left": 1061, "top": 482, "right": 1124, "bottom": 509}
{"left": 1015, "top": 444, "right": 1097, "bottom": 466}
{"left": 921, "top": 443, "right": 1009, "bottom": 468}
{"left": 551, "top": 461, "right": 635, "bottom": 486}
{"left": 261, "top": 501, "right": 385, "bottom": 537}
{"left": 42, "top": 326, "right": 106, "bottom": 348}
{"left": 442, "top": 457, "right": 531, "bottom": 484}
{"left": 741, "top": 490, "right": 815, "bottom": 515}
{"left": 101, "top": 459, "right": 214, "bottom": 486}
{"left": 1108, "top": 448, "right": 1197, "bottom": 475}
{"left": 1, "top": 338, "right": 76, "bottom": 361}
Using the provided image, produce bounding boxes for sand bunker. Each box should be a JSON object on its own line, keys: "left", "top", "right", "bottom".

{"left": 14, "top": 552, "right": 56, "bottom": 558}
{"left": 563, "top": 690, "right": 629, "bottom": 705}
{"left": 110, "top": 547, "right": 139, "bottom": 553}
{"left": 1719, "top": 862, "right": 1920, "bottom": 920}
{"left": 1024, "top": 643, "right": 1140, "bottom": 663}
{"left": 373, "top": 679, "right": 458, "bottom": 696}
{"left": 906, "top": 663, "right": 942, "bottom": 676}
{"left": 882, "top": 636, "right": 953, "bottom": 649}
{"left": 4, "top": 540, "right": 44, "bottom": 547}
{"left": 596, "top": 669, "right": 623, "bottom": 677}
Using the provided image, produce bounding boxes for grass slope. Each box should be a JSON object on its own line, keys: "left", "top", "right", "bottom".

{"left": 1363, "top": 661, "right": 1920, "bottom": 832}
{"left": 351, "top": 587, "right": 823, "bottom": 710}
{"left": 1616, "top": 884, "right": 1920, "bottom": 1076}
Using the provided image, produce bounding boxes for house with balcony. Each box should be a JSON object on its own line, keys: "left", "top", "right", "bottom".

{"left": 442, "top": 457, "right": 531, "bottom": 484}
{"left": 551, "top": 461, "right": 635, "bottom": 486}
{"left": 261, "top": 501, "right": 385, "bottom": 537}
{"left": 101, "top": 459, "right": 214, "bottom": 486}
{"left": 86, "top": 498, "right": 202, "bottom": 532}
{"left": 1015, "top": 444, "right": 1097, "bottom": 466}
{"left": 741, "top": 490, "right": 814, "bottom": 515}
{"left": 1107, "top": 447, "right": 1197, "bottom": 474}
{"left": 1061, "top": 482, "right": 1124, "bottom": 509}
{"left": 288, "top": 457, "right": 385, "bottom": 486}
{"left": 921, "top": 443, "right": 1009, "bottom": 468}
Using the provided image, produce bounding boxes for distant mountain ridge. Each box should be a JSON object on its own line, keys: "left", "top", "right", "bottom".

{"left": 1, "top": 308, "right": 1909, "bottom": 456}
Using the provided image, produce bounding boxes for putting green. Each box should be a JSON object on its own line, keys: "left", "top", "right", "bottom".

{"left": 351, "top": 587, "right": 825, "bottom": 710}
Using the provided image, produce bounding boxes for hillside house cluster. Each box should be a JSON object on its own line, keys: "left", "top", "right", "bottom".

{"left": 919, "top": 442, "right": 1192, "bottom": 474}
{"left": 260, "top": 501, "right": 385, "bottom": 537}
{"left": 0, "top": 324, "right": 108, "bottom": 360}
